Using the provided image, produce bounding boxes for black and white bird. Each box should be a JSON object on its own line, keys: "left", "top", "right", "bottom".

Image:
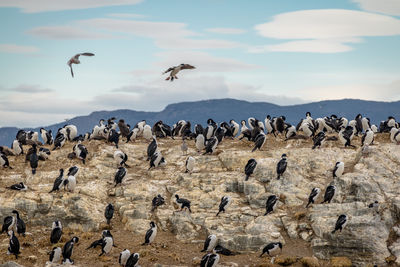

{"left": 390, "top": 127, "right": 400, "bottom": 144}
{"left": 201, "top": 234, "right": 217, "bottom": 252}
{"left": 11, "top": 139, "right": 23, "bottom": 155}
{"left": 216, "top": 196, "right": 232, "bottom": 216}
{"left": 175, "top": 194, "right": 192, "bottom": 212}
{"left": 105, "top": 204, "right": 114, "bottom": 225}
{"left": 149, "top": 151, "right": 166, "bottom": 170}
{"left": 63, "top": 174, "right": 76, "bottom": 193}
{"left": 114, "top": 150, "right": 129, "bottom": 167}
{"left": 99, "top": 230, "right": 114, "bottom": 256}
{"left": 50, "top": 220, "right": 63, "bottom": 244}
{"left": 1, "top": 213, "right": 16, "bottom": 234}
{"left": 252, "top": 132, "right": 266, "bottom": 152}
{"left": 306, "top": 188, "right": 321, "bottom": 208}
{"left": 264, "top": 115, "right": 275, "bottom": 136}
{"left": 322, "top": 185, "right": 336, "bottom": 204}
{"left": 119, "top": 249, "right": 131, "bottom": 267}
{"left": 108, "top": 129, "right": 120, "bottom": 148}
{"left": 67, "top": 52, "right": 95, "bottom": 77}
{"left": 49, "top": 247, "right": 62, "bottom": 264}
{"left": 333, "top": 161, "right": 344, "bottom": 178}
{"left": 264, "top": 195, "right": 279, "bottom": 215}
{"left": 49, "top": 169, "right": 65, "bottom": 193}
{"left": 312, "top": 131, "right": 326, "bottom": 149}
{"left": 331, "top": 214, "right": 348, "bottom": 234}
{"left": 0, "top": 153, "right": 12, "bottom": 168}
{"left": 244, "top": 158, "right": 257, "bottom": 181}
{"left": 229, "top": 120, "right": 240, "bottom": 137}
{"left": 361, "top": 129, "right": 374, "bottom": 146}
{"left": 125, "top": 252, "right": 140, "bottom": 267}
{"left": 339, "top": 126, "right": 355, "bottom": 148}
{"left": 185, "top": 156, "right": 195, "bottom": 173}
{"left": 13, "top": 210, "right": 25, "bottom": 236}
{"left": 67, "top": 166, "right": 79, "bottom": 177}
{"left": 276, "top": 154, "right": 287, "bottom": 180}
{"left": 203, "top": 136, "right": 218, "bottom": 155}
{"left": 260, "top": 242, "right": 282, "bottom": 257}
{"left": 195, "top": 134, "right": 206, "bottom": 152}
{"left": 147, "top": 137, "right": 158, "bottom": 161}
{"left": 7, "top": 182, "right": 28, "bottom": 191}
{"left": 73, "top": 142, "right": 88, "bottom": 164}
{"left": 38, "top": 147, "right": 51, "bottom": 160}
{"left": 142, "top": 221, "right": 157, "bottom": 245}
{"left": 40, "top": 128, "right": 53, "bottom": 145}
{"left": 214, "top": 245, "right": 237, "bottom": 256}
{"left": 7, "top": 230, "right": 20, "bottom": 259}
{"left": 201, "top": 252, "right": 220, "bottom": 267}
{"left": 62, "top": 236, "right": 79, "bottom": 264}
{"left": 151, "top": 194, "right": 165, "bottom": 212}
{"left": 53, "top": 132, "right": 66, "bottom": 150}
{"left": 114, "top": 167, "right": 127, "bottom": 187}
{"left": 163, "top": 63, "right": 195, "bottom": 81}
{"left": 29, "top": 144, "right": 39, "bottom": 175}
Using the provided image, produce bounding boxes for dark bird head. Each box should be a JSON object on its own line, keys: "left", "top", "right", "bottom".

{"left": 241, "top": 120, "right": 246, "bottom": 125}
{"left": 331, "top": 114, "right": 338, "bottom": 119}
{"left": 150, "top": 221, "right": 156, "bottom": 228}
{"left": 175, "top": 194, "right": 179, "bottom": 200}
{"left": 157, "top": 194, "right": 162, "bottom": 198}
{"left": 281, "top": 116, "right": 286, "bottom": 121}
{"left": 119, "top": 119, "right": 125, "bottom": 123}
{"left": 281, "top": 154, "right": 287, "bottom": 158}
{"left": 356, "top": 114, "right": 362, "bottom": 119}
{"left": 12, "top": 210, "right": 19, "bottom": 216}
{"left": 72, "top": 236, "right": 79, "bottom": 243}
{"left": 306, "top": 112, "right": 311, "bottom": 117}
{"left": 207, "top": 118, "right": 215, "bottom": 125}
{"left": 277, "top": 242, "right": 283, "bottom": 250}
{"left": 266, "top": 115, "right": 271, "bottom": 120}
{"left": 59, "top": 168, "right": 64, "bottom": 174}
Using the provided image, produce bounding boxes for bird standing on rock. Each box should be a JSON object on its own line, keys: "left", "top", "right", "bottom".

{"left": 244, "top": 158, "right": 257, "bottom": 181}
{"left": 260, "top": 242, "right": 282, "bottom": 257}
{"left": 201, "top": 234, "right": 217, "bottom": 252}
{"left": 142, "top": 221, "right": 157, "bottom": 245}
{"left": 151, "top": 194, "right": 165, "bottom": 212}
{"left": 216, "top": 196, "right": 231, "bottom": 216}
{"left": 114, "top": 167, "right": 127, "bottom": 187}
{"left": 105, "top": 204, "right": 114, "bottom": 225}
{"left": 276, "top": 154, "right": 287, "bottom": 180}
{"left": 175, "top": 194, "right": 192, "bottom": 212}
{"left": 185, "top": 156, "right": 195, "bottom": 173}
{"left": 332, "top": 214, "right": 348, "bottom": 233}
{"left": 50, "top": 220, "right": 62, "bottom": 244}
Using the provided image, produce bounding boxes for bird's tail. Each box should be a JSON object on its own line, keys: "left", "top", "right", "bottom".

{"left": 171, "top": 77, "right": 174, "bottom": 82}
{"left": 264, "top": 212, "right": 269, "bottom": 216}
{"left": 306, "top": 202, "right": 310, "bottom": 208}
{"left": 259, "top": 252, "right": 265, "bottom": 257}
{"left": 216, "top": 211, "right": 220, "bottom": 216}
{"left": 107, "top": 219, "right": 110, "bottom": 225}
{"left": 331, "top": 229, "right": 337, "bottom": 234}
{"left": 141, "top": 242, "right": 147, "bottom": 246}
{"left": 251, "top": 146, "right": 257, "bottom": 152}
{"left": 32, "top": 168, "right": 36, "bottom": 175}
{"left": 277, "top": 175, "right": 280, "bottom": 180}
{"left": 312, "top": 144, "right": 317, "bottom": 149}
{"left": 245, "top": 175, "right": 250, "bottom": 181}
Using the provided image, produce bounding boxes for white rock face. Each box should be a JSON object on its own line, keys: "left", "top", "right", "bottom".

{"left": 0, "top": 134, "right": 399, "bottom": 266}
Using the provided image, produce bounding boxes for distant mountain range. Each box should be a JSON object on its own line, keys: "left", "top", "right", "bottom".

{"left": 1, "top": 98, "right": 399, "bottom": 146}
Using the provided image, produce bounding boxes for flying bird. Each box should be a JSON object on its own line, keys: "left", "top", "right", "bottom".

{"left": 67, "top": 52, "right": 95, "bottom": 78}
{"left": 162, "top": 64, "right": 195, "bottom": 81}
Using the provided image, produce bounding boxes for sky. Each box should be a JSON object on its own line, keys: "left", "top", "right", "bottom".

{"left": 0, "top": 0, "right": 399, "bottom": 127}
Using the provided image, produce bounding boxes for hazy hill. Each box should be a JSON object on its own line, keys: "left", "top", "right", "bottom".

{"left": 0, "top": 98, "right": 399, "bottom": 146}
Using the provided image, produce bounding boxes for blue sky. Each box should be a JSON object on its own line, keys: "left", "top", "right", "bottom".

{"left": 0, "top": 0, "right": 399, "bottom": 127}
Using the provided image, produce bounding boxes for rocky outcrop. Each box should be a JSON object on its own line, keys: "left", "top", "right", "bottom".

{"left": 0, "top": 134, "right": 399, "bottom": 266}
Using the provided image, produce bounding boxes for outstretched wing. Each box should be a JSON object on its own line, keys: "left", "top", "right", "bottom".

{"left": 162, "top": 67, "right": 175, "bottom": 74}
{"left": 79, "top": 52, "right": 95, "bottom": 57}
{"left": 181, "top": 64, "right": 195, "bottom": 70}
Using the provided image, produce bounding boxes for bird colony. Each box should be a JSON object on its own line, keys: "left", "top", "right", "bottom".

{"left": 0, "top": 114, "right": 400, "bottom": 267}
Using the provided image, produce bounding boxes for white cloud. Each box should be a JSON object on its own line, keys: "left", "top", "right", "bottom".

{"left": 28, "top": 26, "right": 112, "bottom": 40}
{"left": 107, "top": 13, "right": 146, "bottom": 18}
{"left": 206, "top": 28, "right": 246, "bottom": 34}
{"left": 0, "top": 0, "right": 143, "bottom": 13}
{"left": 0, "top": 43, "right": 38, "bottom": 53}
{"left": 29, "top": 18, "right": 242, "bottom": 49}
{"left": 298, "top": 79, "right": 400, "bottom": 101}
{"left": 253, "top": 9, "right": 400, "bottom": 53}
{"left": 11, "top": 84, "right": 53, "bottom": 93}
{"left": 353, "top": 0, "right": 400, "bottom": 16}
